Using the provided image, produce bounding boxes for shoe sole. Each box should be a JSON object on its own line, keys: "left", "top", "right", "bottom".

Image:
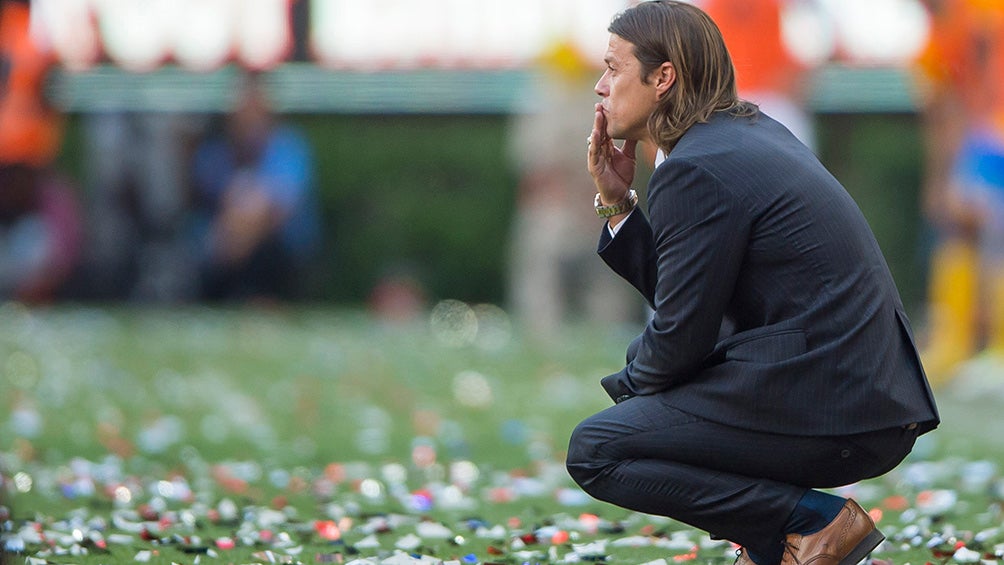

{"left": 838, "top": 528, "right": 885, "bottom": 565}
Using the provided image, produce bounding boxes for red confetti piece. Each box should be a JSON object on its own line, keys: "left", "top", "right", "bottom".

{"left": 216, "top": 537, "right": 235, "bottom": 550}
{"left": 882, "top": 495, "right": 909, "bottom": 511}
{"left": 487, "top": 545, "right": 505, "bottom": 555}
{"left": 324, "top": 463, "right": 345, "bottom": 484}
{"left": 868, "top": 507, "right": 883, "bottom": 524}
{"left": 579, "top": 513, "right": 600, "bottom": 533}
{"left": 551, "top": 530, "right": 569, "bottom": 545}
{"left": 314, "top": 520, "right": 341, "bottom": 541}
{"left": 138, "top": 504, "right": 159, "bottom": 521}
{"left": 489, "top": 488, "right": 514, "bottom": 504}
{"left": 212, "top": 466, "right": 249, "bottom": 494}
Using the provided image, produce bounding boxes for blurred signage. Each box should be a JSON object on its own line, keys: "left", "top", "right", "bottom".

{"left": 32, "top": 0, "right": 295, "bottom": 71}
{"left": 30, "top": 0, "right": 623, "bottom": 72}
{"left": 30, "top": 0, "right": 930, "bottom": 73}
{"left": 310, "top": 0, "right": 622, "bottom": 69}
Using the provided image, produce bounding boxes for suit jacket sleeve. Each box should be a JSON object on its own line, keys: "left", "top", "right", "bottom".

{"left": 598, "top": 158, "right": 751, "bottom": 401}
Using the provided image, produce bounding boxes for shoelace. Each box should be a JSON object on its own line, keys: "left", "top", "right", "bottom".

{"left": 781, "top": 539, "right": 802, "bottom": 565}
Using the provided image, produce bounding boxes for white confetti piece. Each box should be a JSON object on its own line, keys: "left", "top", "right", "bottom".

{"left": 394, "top": 533, "right": 422, "bottom": 550}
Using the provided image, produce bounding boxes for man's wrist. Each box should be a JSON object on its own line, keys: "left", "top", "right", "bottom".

{"left": 594, "top": 189, "right": 638, "bottom": 218}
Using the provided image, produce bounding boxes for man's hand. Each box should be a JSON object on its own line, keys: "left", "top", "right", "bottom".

{"left": 587, "top": 103, "right": 637, "bottom": 210}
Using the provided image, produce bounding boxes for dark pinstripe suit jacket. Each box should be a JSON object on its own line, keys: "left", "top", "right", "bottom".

{"left": 598, "top": 110, "right": 939, "bottom": 436}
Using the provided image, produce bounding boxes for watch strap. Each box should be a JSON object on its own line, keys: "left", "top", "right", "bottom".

{"left": 594, "top": 189, "right": 638, "bottom": 218}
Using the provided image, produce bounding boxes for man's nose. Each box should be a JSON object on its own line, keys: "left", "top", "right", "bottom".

{"left": 594, "top": 74, "right": 608, "bottom": 96}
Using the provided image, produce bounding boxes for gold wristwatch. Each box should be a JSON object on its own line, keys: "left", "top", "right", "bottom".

{"left": 594, "top": 189, "right": 638, "bottom": 219}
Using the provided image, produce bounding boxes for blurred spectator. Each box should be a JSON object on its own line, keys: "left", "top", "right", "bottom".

{"left": 914, "top": 0, "right": 1004, "bottom": 382}
{"left": 702, "top": 0, "right": 817, "bottom": 150}
{"left": 80, "top": 111, "right": 201, "bottom": 302}
{"left": 0, "top": 165, "right": 81, "bottom": 303}
{"left": 506, "top": 41, "right": 641, "bottom": 337}
{"left": 188, "top": 72, "right": 321, "bottom": 302}
{"left": 0, "top": 0, "right": 83, "bottom": 303}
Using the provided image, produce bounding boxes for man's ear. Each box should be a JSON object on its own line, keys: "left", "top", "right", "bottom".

{"left": 653, "top": 62, "right": 675, "bottom": 97}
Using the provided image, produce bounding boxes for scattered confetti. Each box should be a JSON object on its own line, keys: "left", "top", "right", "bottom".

{"left": 0, "top": 308, "right": 997, "bottom": 565}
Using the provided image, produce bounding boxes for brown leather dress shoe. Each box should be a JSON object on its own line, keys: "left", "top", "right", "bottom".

{"left": 780, "top": 499, "right": 884, "bottom": 565}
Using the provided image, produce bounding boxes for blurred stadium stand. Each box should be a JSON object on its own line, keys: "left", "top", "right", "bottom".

{"left": 49, "top": 64, "right": 916, "bottom": 115}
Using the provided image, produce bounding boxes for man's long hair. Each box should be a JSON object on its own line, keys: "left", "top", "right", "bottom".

{"left": 609, "top": 0, "right": 756, "bottom": 153}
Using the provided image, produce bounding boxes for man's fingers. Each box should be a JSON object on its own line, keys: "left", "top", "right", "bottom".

{"left": 592, "top": 104, "right": 609, "bottom": 144}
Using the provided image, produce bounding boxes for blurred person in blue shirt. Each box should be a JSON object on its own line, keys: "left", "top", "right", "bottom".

{"left": 189, "top": 72, "right": 321, "bottom": 302}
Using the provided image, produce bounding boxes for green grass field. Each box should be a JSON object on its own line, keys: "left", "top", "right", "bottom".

{"left": 1, "top": 304, "right": 1001, "bottom": 564}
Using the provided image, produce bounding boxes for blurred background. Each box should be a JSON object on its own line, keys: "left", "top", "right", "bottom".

{"left": 2, "top": 0, "right": 1003, "bottom": 381}
{"left": 3, "top": 4, "right": 1004, "bottom": 560}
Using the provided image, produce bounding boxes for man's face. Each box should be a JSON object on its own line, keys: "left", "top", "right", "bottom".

{"left": 594, "top": 34, "right": 661, "bottom": 142}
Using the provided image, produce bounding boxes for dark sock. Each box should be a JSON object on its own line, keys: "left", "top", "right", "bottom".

{"left": 785, "top": 490, "right": 846, "bottom": 536}
{"left": 746, "top": 541, "right": 784, "bottom": 565}
{"left": 745, "top": 491, "right": 846, "bottom": 565}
